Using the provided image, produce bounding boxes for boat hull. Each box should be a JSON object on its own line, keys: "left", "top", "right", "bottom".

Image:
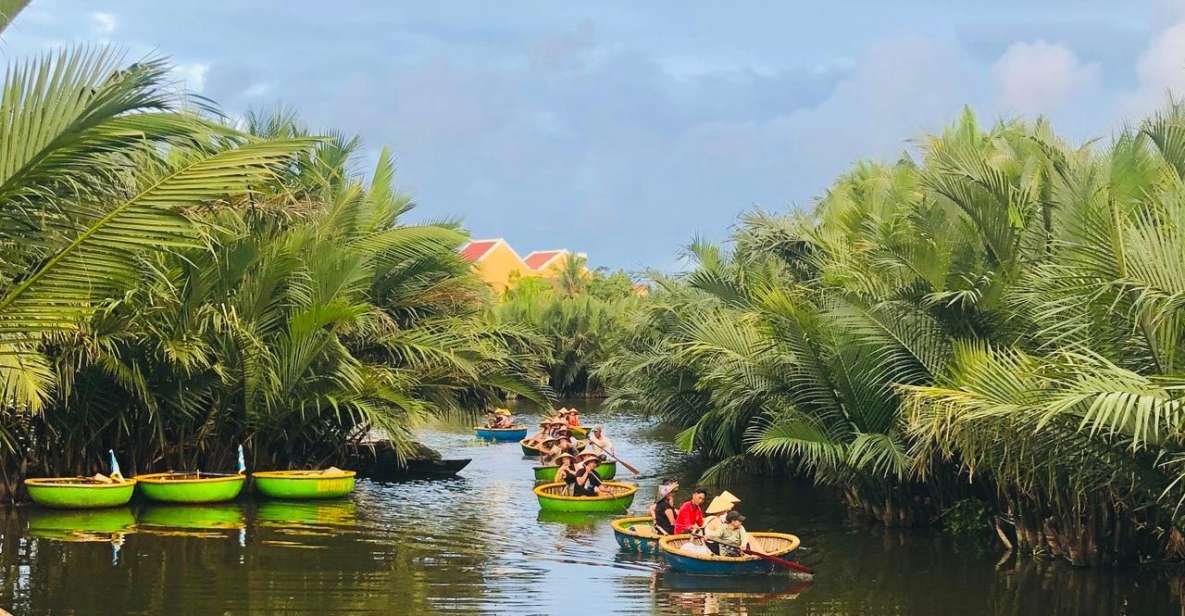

{"left": 612, "top": 515, "right": 661, "bottom": 555}
{"left": 24, "top": 478, "right": 136, "bottom": 509}
{"left": 135, "top": 473, "right": 245, "bottom": 503}
{"left": 474, "top": 426, "right": 528, "bottom": 442}
{"left": 658, "top": 533, "right": 802, "bottom": 576}
{"left": 520, "top": 440, "right": 541, "bottom": 456}
{"left": 533, "top": 481, "right": 636, "bottom": 513}
{"left": 253, "top": 470, "right": 357, "bottom": 499}
{"left": 533, "top": 461, "right": 616, "bottom": 482}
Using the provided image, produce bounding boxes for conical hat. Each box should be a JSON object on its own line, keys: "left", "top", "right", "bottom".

{"left": 705, "top": 492, "right": 740, "bottom": 515}
{"left": 495, "top": 408, "right": 511, "bottom": 416}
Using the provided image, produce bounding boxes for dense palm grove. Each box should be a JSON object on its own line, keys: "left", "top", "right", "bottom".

{"left": 602, "top": 108, "right": 1185, "bottom": 566}
{"left": 0, "top": 48, "right": 550, "bottom": 495}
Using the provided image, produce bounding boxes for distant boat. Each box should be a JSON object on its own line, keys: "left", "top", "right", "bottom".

{"left": 473, "top": 426, "right": 528, "bottom": 442}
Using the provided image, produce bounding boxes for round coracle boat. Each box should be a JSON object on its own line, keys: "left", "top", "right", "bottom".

{"left": 135, "top": 472, "right": 246, "bottom": 504}
{"left": 533, "top": 481, "right": 636, "bottom": 513}
{"left": 533, "top": 461, "right": 616, "bottom": 482}
{"left": 659, "top": 532, "right": 802, "bottom": 575}
{"left": 252, "top": 469, "right": 356, "bottom": 499}
{"left": 611, "top": 515, "right": 662, "bottom": 555}
{"left": 473, "top": 426, "right": 528, "bottom": 442}
{"left": 24, "top": 477, "right": 137, "bottom": 509}
{"left": 520, "top": 439, "right": 542, "bottom": 456}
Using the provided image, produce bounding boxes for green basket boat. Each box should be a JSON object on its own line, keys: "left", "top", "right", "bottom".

{"left": 520, "top": 439, "right": 542, "bottom": 457}
{"left": 611, "top": 515, "right": 662, "bottom": 555}
{"left": 25, "top": 478, "right": 137, "bottom": 509}
{"left": 568, "top": 426, "right": 589, "bottom": 439}
{"left": 533, "top": 481, "right": 636, "bottom": 513}
{"left": 533, "top": 460, "right": 616, "bottom": 482}
{"left": 252, "top": 469, "right": 357, "bottom": 499}
{"left": 135, "top": 472, "right": 246, "bottom": 504}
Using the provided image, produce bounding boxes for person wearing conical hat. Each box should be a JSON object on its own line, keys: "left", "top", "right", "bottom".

{"left": 650, "top": 479, "right": 680, "bottom": 535}
{"left": 703, "top": 490, "right": 741, "bottom": 554}
{"left": 552, "top": 452, "right": 578, "bottom": 495}
{"left": 491, "top": 408, "right": 514, "bottom": 429}
{"left": 706, "top": 510, "right": 753, "bottom": 557}
{"left": 573, "top": 451, "right": 608, "bottom": 497}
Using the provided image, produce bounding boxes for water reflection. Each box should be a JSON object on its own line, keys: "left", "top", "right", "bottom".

{"left": 0, "top": 402, "right": 1181, "bottom": 615}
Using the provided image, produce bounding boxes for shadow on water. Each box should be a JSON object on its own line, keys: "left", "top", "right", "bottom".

{"left": 0, "top": 399, "right": 1183, "bottom": 614}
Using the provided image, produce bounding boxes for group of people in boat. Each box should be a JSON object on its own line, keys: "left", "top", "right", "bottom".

{"left": 650, "top": 480, "right": 754, "bottom": 557}
{"left": 521, "top": 408, "right": 619, "bottom": 497}
{"left": 484, "top": 408, "right": 516, "bottom": 429}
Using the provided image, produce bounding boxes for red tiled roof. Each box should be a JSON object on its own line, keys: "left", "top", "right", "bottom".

{"left": 524, "top": 250, "right": 565, "bottom": 270}
{"left": 460, "top": 240, "right": 499, "bottom": 263}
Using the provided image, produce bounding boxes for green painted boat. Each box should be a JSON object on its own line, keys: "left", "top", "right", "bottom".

{"left": 533, "top": 460, "right": 616, "bottom": 482}
{"left": 138, "top": 503, "right": 246, "bottom": 530}
{"left": 252, "top": 469, "right": 356, "bottom": 499}
{"left": 24, "top": 478, "right": 136, "bottom": 509}
{"left": 135, "top": 472, "right": 246, "bottom": 503}
{"left": 611, "top": 515, "right": 662, "bottom": 555}
{"left": 533, "top": 481, "right": 636, "bottom": 513}
{"left": 28, "top": 507, "right": 136, "bottom": 541}
{"left": 569, "top": 426, "right": 589, "bottom": 439}
{"left": 520, "top": 439, "right": 542, "bottom": 457}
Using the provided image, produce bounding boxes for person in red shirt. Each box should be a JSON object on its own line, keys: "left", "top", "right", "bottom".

{"left": 674, "top": 488, "right": 708, "bottom": 534}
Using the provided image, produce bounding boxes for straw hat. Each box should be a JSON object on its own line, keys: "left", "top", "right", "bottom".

{"left": 577, "top": 451, "right": 601, "bottom": 463}
{"left": 495, "top": 408, "right": 511, "bottom": 416}
{"left": 554, "top": 452, "right": 575, "bottom": 463}
{"left": 705, "top": 490, "right": 741, "bottom": 515}
{"left": 657, "top": 481, "right": 679, "bottom": 499}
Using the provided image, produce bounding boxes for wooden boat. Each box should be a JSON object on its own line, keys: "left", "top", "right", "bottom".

{"left": 473, "top": 425, "right": 528, "bottom": 442}
{"left": 135, "top": 472, "right": 246, "bottom": 504}
{"left": 400, "top": 458, "right": 470, "bottom": 479}
{"left": 611, "top": 515, "right": 662, "bottom": 555}
{"left": 658, "top": 532, "right": 802, "bottom": 575}
{"left": 533, "top": 460, "right": 616, "bottom": 482}
{"left": 24, "top": 477, "right": 137, "bottom": 509}
{"left": 533, "top": 481, "right": 636, "bottom": 513}
{"left": 252, "top": 469, "right": 356, "bottom": 499}
{"left": 520, "top": 439, "right": 542, "bottom": 456}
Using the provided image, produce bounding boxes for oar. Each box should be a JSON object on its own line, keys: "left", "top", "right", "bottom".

{"left": 588, "top": 441, "right": 640, "bottom": 476}
{"left": 700, "top": 535, "right": 814, "bottom": 575}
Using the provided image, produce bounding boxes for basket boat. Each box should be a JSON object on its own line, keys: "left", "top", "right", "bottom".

{"left": 533, "top": 461, "right": 616, "bottom": 482}
{"left": 252, "top": 469, "right": 356, "bottom": 499}
{"left": 533, "top": 481, "right": 636, "bottom": 513}
{"left": 24, "top": 477, "right": 136, "bottom": 509}
{"left": 658, "top": 532, "right": 801, "bottom": 575}
{"left": 473, "top": 426, "right": 528, "bottom": 442}
{"left": 135, "top": 472, "right": 246, "bottom": 504}
{"left": 611, "top": 515, "right": 662, "bottom": 555}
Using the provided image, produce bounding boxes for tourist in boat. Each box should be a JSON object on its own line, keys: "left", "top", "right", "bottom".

{"left": 673, "top": 487, "right": 707, "bottom": 534}
{"left": 587, "top": 426, "right": 615, "bottom": 457}
{"left": 705, "top": 510, "right": 752, "bottom": 557}
{"left": 553, "top": 452, "right": 578, "bottom": 495}
{"left": 573, "top": 452, "right": 608, "bottom": 496}
{"left": 650, "top": 480, "right": 679, "bottom": 535}
{"left": 491, "top": 408, "right": 514, "bottom": 428}
{"left": 703, "top": 490, "right": 741, "bottom": 554}
{"left": 566, "top": 408, "right": 582, "bottom": 428}
{"left": 541, "top": 435, "right": 578, "bottom": 465}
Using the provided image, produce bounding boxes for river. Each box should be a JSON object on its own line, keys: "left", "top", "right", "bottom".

{"left": 1, "top": 402, "right": 1182, "bottom": 615}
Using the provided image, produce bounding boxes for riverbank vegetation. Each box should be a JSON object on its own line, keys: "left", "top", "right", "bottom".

{"left": 0, "top": 48, "right": 547, "bottom": 497}
{"left": 602, "top": 107, "right": 1185, "bottom": 566}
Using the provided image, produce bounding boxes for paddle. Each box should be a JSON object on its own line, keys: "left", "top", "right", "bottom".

{"left": 588, "top": 441, "right": 640, "bottom": 476}
{"left": 699, "top": 535, "right": 814, "bottom": 575}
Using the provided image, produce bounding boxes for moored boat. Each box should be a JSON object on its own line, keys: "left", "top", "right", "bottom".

{"left": 474, "top": 426, "right": 528, "bottom": 442}
{"left": 658, "top": 532, "right": 801, "bottom": 575}
{"left": 252, "top": 469, "right": 357, "bottom": 499}
{"left": 520, "top": 439, "right": 542, "bottom": 456}
{"left": 611, "top": 515, "right": 661, "bottom": 555}
{"left": 534, "top": 460, "right": 616, "bottom": 482}
{"left": 24, "top": 477, "right": 137, "bottom": 509}
{"left": 135, "top": 472, "right": 246, "bottom": 504}
{"left": 533, "top": 481, "right": 636, "bottom": 513}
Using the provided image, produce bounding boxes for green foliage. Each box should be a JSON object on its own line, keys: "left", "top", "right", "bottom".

{"left": 941, "top": 498, "right": 993, "bottom": 538}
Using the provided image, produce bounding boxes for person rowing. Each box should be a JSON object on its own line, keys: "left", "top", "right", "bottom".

{"left": 587, "top": 426, "right": 614, "bottom": 457}
{"left": 573, "top": 452, "right": 609, "bottom": 496}
{"left": 705, "top": 510, "right": 753, "bottom": 557}
{"left": 674, "top": 487, "right": 708, "bottom": 534}
{"left": 702, "top": 490, "right": 741, "bottom": 554}
{"left": 486, "top": 408, "right": 513, "bottom": 429}
{"left": 649, "top": 479, "right": 679, "bottom": 535}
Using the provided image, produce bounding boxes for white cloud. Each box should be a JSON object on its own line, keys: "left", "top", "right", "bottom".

{"left": 991, "top": 40, "right": 1100, "bottom": 116}
{"left": 90, "top": 12, "right": 116, "bottom": 34}
{"left": 1122, "top": 21, "right": 1185, "bottom": 117}
{"left": 172, "top": 63, "right": 209, "bottom": 94}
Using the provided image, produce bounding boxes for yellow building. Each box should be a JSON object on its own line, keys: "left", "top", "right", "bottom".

{"left": 523, "top": 249, "right": 586, "bottom": 277}
{"left": 459, "top": 238, "right": 530, "bottom": 294}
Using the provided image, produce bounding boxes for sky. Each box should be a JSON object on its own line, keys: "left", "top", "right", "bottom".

{"left": 3, "top": 1, "right": 1185, "bottom": 270}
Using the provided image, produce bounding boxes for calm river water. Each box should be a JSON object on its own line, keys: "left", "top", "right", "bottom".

{"left": 1, "top": 403, "right": 1183, "bottom": 615}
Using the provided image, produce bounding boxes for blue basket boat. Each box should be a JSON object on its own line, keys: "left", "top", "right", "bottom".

{"left": 473, "top": 426, "right": 528, "bottom": 442}
{"left": 659, "top": 533, "right": 801, "bottom": 575}
{"left": 612, "top": 515, "right": 663, "bottom": 555}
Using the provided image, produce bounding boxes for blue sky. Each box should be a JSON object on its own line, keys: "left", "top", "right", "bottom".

{"left": 4, "top": 2, "right": 1185, "bottom": 270}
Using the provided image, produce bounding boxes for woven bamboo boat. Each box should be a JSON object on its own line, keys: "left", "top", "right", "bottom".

{"left": 135, "top": 472, "right": 246, "bottom": 504}
{"left": 659, "top": 533, "right": 801, "bottom": 575}
{"left": 533, "top": 481, "right": 636, "bottom": 513}
{"left": 612, "top": 515, "right": 662, "bottom": 555}
{"left": 473, "top": 426, "right": 528, "bottom": 442}
{"left": 252, "top": 469, "right": 356, "bottom": 499}
{"left": 24, "top": 477, "right": 137, "bottom": 509}
{"left": 520, "top": 439, "right": 542, "bottom": 456}
{"left": 533, "top": 461, "right": 616, "bottom": 482}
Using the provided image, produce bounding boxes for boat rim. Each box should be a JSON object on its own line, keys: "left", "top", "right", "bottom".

{"left": 134, "top": 472, "right": 246, "bottom": 484}
{"left": 473, "top": 425, "right": 528, "bottom": 432}
{"left": 252, "top": 470, "right": 356, "bottom": 480}
{"left": 533, "top": 481, "right": 637, "bottom": 501}
{"left": 658, "top": 532, "right": 801, "bottom": 561}
{"left": 24, "top": 477, "right": 136, "bottom": 488}
{"left": 611, "top": 515, "right": 658, "bottom": 538}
